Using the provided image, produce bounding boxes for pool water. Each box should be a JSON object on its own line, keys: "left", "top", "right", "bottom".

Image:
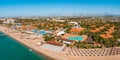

{"left": 32, "top": 30, "right": 46, "bottom": 35}
{"left": 68, "top": 36, "right": 83, "bottom": 41}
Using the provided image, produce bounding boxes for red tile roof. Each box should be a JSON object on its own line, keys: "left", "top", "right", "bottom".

{"left": 100, "top": 34, "right": 113, "bottom": 38}
{"left": 70, "top": 28, "right": 84, "bottom": 33}
{"left": 47, "top": 40, "right": 63, "bottom": 46}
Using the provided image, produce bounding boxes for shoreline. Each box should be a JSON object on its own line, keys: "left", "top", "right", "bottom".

{"left": 0, "top": 27, "right": 67, "bottom": 60}
{"left": 1, "top": 31, "right": 55, "bottom": 60}
{"left": 8, "top": 34, "right": 55, "bottom": 60}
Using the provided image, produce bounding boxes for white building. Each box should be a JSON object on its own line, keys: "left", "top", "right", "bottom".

{"left": 52, "top": 18, "right": 65, "bottom": 22}
{"left": 2, "top": 19, "right": 15, "bottom": 24}
{"left": 57, "top": 31, "right": 65, "bottom": 36}
{"left": 69, "top": 21, "right": 81, "bottom": 28}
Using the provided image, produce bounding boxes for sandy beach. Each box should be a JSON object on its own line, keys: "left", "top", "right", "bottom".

{"left": 0, "top": 26, "right": 68, "bottom": 60}
{"left": 0, "top": 26, "right": 120, "bottom": 60}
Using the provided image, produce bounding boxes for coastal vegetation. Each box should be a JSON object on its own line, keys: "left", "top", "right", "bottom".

{"left": 1, "top": 16, "right": 120, "bottom": 48}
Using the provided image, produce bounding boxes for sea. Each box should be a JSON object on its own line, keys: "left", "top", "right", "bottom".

{"left": 0, "top": 32, "right": 50, "bottom": 60}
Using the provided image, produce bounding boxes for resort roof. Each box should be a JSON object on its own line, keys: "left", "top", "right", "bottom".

{"left": 47, "top": 40, "right": 63, "bottom": 46}
{"left": 58, "top": 37, "right": 75, "bottom": 43}
{"left": 70, "top": 28, "right": 84, "bottom": 33}
{"left": 90, "top": 26, "right": 105, "bottom": 33}
{"left": 100, "top": 34, "right": 113, "bottom": 38}
{"left": 21, "top": 25, "right": 37, "bottom": 30}
{"left": 100, "top": 26, "right": 115, "bottom": 38}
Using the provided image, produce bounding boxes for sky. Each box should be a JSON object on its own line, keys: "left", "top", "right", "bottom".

{"left": 0, "top": 0, "right": 120, "bottom": 17}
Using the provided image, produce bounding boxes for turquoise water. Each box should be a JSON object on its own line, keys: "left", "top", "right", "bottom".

{"left": 68, "top": 36, "right": 83, "bottom": 41}
{"left": 32, "top": 30, "right": 46, "bottom": 35}
{"left": 0, "top": 32, "right": 50, "bottom": 60}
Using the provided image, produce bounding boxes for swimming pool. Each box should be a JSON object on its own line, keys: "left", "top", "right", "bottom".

{"left": 68, "top": 36, "right": 83, "bottom": 41}
{"left": 31, "top": 30, "right": 46, "bottom": 35}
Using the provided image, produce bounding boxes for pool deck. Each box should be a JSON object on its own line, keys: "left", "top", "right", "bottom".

{"left": 61, "top": 33, "right": 88, "bottom": 42}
